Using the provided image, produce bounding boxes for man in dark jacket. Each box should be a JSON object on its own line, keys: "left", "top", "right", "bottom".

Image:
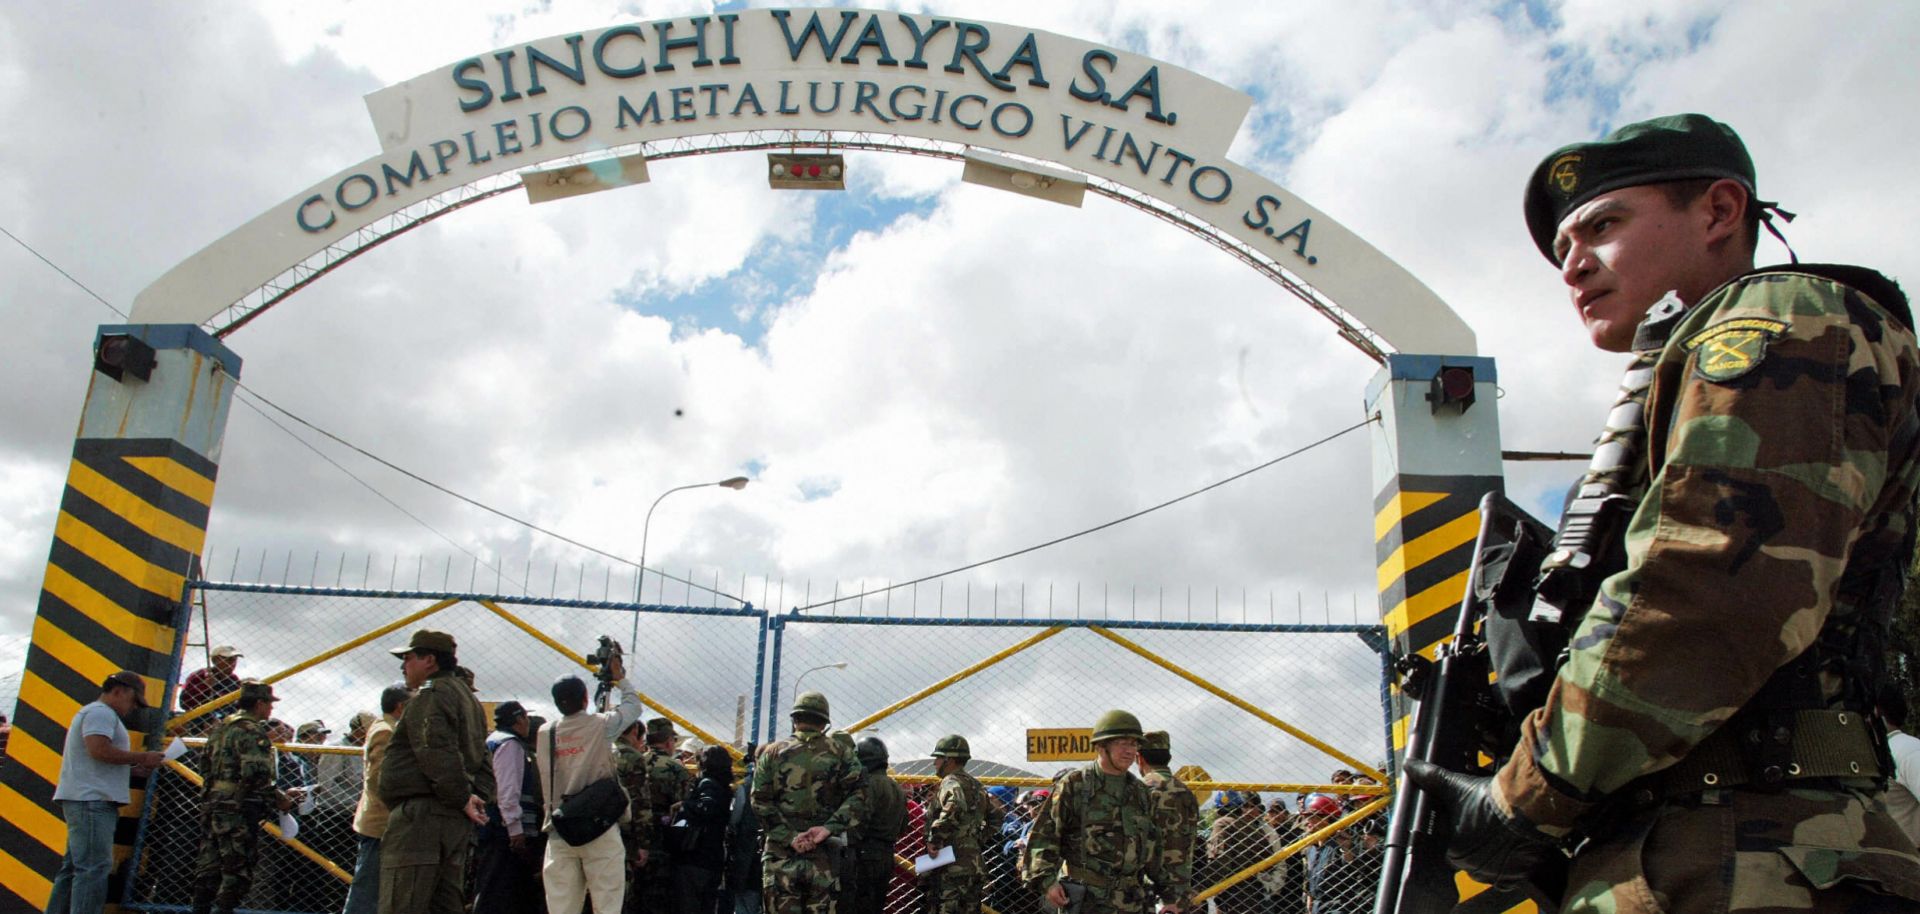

{"left": 376, "top": 630, "right": 493, "bottom": 914}
{"left": 475, "top": 700, "right": 543, "bottom": 914}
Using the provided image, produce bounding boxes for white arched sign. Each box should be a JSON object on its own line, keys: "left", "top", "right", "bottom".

{"left": 130, "top": 7, "right": 1473, "bottom": 355}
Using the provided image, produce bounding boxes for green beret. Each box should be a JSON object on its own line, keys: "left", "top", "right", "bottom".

{"left": 1524, "top": 113, "right": 1755, "bottom": 264}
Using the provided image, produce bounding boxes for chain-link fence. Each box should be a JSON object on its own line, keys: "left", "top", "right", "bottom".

{"left": 768, "top": 615, "right": 1391, "bottom": 914}
{"left": 123, "top": 580, "right": 1392, "bottom": 914}
{"left": 129, "top": 581, "right": 764, "bottom": 912}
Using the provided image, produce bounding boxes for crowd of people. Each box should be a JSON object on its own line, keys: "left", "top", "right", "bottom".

{"left": 40, "top": 633, "right": 1385, "bottom": 914}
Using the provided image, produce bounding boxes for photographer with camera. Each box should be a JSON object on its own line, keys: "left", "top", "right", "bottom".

{"left": 537, "top": 647, "right": 643, "bottom": 913}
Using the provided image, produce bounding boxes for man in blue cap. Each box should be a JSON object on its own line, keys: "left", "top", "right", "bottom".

{"left": 1408, "top": 114, "right": 1920, "bottom": 911}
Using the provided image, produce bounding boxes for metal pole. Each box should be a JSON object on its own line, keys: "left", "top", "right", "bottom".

{"left": 629, "top": 477, "right": 748, "bottom": 650}
{"left": 750, "top": 609, "right": 769, "bottom": 747}
{"left": 764, "top": 617, "right": 786, "bottom": 743}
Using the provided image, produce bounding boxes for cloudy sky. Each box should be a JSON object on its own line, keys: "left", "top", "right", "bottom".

{"left": 2, "top": 1, "right": 1916, "bottom": 763}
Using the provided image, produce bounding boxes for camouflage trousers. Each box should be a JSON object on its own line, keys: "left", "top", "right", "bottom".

{"left": 764, "top": 850, "right": 838, "bottom": 914}
{"left": 1561, "top": 785, "right": 1920, "bottom": 913}
{"left": 191, "top": 803, "right": 264, "bottom": 911}
{"left": 924, "top": 870, "right": 981, "bottom": 914}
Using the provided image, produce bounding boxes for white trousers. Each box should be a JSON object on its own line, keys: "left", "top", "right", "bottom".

{"left": 542, "top": 825, "right": 626, "bottom": 913}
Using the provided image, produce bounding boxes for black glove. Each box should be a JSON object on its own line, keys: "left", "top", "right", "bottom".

{"left": 1402, "top": 759, "right": 1557, "bottom": 888}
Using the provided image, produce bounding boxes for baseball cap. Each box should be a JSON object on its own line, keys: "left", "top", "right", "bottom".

{"left": 493, "top": 700, "right": 528, "bottom": 727}
{"left": 103, "top": 671, "right": 149, "bottom": 707}
{"left": 210, "top": 645, "right": 242, "bottom": 658}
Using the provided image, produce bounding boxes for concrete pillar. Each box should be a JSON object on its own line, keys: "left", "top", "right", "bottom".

{"left": 1365, "top": 353, "right": 1503, "bottom": 756}
{"left": 0, "top": 325, "right": 239, "bottom": 912}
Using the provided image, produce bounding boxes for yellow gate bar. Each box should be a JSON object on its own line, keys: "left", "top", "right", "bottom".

{"left": 1088, "top": 627, "right": 1388, "bottom": 784}
{"left": 162, "top": 760, "right": 354, "bottom": 883}
{"left": 843, "top": 626, "right": 1066, "bottom": 735}
{"left": 169, "top": 598, "right": 462, "bottom": 732}
{"left": 889, "top": 773, "right": 1382, "bottom": 796}
{"left": 1193, "top": 795, "right": 1390, "bottom": 902}
{"left": 478, "top": 599, "right": 741, "bottom": 760}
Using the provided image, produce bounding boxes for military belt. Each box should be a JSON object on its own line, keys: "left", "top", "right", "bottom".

{"left": 1653, "top": 708, "right": 1882, "bottom": 797}
{"left": 1061, "top": 864, "right": 1115, "bottom": 889}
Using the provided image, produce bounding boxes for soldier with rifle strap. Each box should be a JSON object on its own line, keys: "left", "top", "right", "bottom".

{"left": 1399, "top": 114, "right": 1920, "bottom": 913}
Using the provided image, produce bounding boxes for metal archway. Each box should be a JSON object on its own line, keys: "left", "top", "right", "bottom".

{"left": 205, "top": 129, "right": 1392, "bottom": 361}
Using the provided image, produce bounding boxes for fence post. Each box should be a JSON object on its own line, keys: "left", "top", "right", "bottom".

{"left": 763, "top": 615, "right": 786, "bottom": 743}
{"left": 751, "top": 608, "right": 770, "bottom": 747}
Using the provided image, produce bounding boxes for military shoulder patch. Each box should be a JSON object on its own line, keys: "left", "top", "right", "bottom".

{"left": 1683, "top": 318, "right": 1788, "bottom": 382}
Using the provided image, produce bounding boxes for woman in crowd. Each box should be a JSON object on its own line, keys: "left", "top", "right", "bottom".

{"left": 677, "top": 745, "right": 736, "bottom": 914}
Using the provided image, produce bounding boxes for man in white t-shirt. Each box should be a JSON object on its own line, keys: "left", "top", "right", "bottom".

{"left": 535, "top": 658, "right": 642, "bottom": 913}
{"left": 1877, "top": 686, "right": 1920, "bottom": 844}
{"left": 47, "top": 670, "right": 166, "bottom": 914}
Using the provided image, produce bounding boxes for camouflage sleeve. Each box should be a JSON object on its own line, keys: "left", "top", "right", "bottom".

{"left": 619, "top": 750, "right": 654, "bottom": 848}
{"left": 927, "top": 778, "right": 962, "bottom": 850}
{"left": 1025, "top": 773, "right": 1072, "bottom": 893}
{"left": 1141, "top": 790, "right": 1171, "bottom": 898}
{"left": 1155, "top": 788, "right": 1197, "bottom": 904}
{"left": 1495, "top": 274, "right": 1920, "bottom": 833}
{"left": 751, "top": 747, "right": 794, "bottom": 849}
{"left": 407, "top": 688, "right": 472, "bottom": 810}
{"left": 823, "top": 751, "right": 867, "bottom": 838}
{"left": 239, "top": 726, "right": 277, "bottom": 804}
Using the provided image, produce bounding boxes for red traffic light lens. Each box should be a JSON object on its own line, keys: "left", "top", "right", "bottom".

{"left": 808, "top": 165, "right": 822, "bottom": 177}
{"left": 789, "top": 164, "right": 804, "bottom": 176}
{"left": 1439, "top": 366, "right": 1474, "bottom": 400}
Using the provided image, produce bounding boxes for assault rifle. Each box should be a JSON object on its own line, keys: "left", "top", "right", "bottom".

{"left": 1371, "top": 493, "right": 1560, "bottom": 914}
{"left": 1375, "top": 311, "right": 1666, "bottom": 914}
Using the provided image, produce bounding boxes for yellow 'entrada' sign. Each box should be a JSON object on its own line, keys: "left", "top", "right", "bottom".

{"left": 1027, "top": 728, "right": 1095, "bottom": 761}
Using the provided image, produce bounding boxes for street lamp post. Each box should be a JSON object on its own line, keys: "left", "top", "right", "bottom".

{"left": 794, "top": 661, "right": 849, "bottom": 695}
{"left": 629, "top": 475, "right": 749, "bottom": 649}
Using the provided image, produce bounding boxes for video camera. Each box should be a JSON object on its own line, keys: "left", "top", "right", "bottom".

{"left": 585, "top": 635, "right": 625, "bottom": 707}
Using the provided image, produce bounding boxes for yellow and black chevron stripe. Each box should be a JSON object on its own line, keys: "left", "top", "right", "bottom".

{"left": 1375, "top": 472, "right": 1537, "bottom": 914}
{"left": 0, "top": 438, "right": 214, "bottom": 912}
{"left": 1376, "top": 473, "right": 1501, "bottom": 669}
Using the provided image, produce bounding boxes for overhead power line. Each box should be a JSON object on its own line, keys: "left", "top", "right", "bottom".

{"left": 8, "top": 222, "right": 1380, "bottom": 615}
{"left": 795, "top": 414, "right": 1381, "bottom": 611}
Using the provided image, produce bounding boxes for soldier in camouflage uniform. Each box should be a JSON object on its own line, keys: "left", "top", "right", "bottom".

{"left": 637, "top": 717, "right": 693, "bottom": 914}
{"left": 1026, "top": 710, "right": 1180, "bottom": 914}
{"left": 752, "top": 692, "right": 868, "bottom": 914}
{"left": 615, "top": 719, "right": 656, "bottom": 914}
{"left": 1408, "top": 114, "right": 1920, "bottom": 911}
{"left": 190, "top": 680, "right": 292, "bottom": 914}
{"left": 840, "top": 737, "right": 907, "bottom": 914}
{"left": 1134, "top": 731, "right": 1197, "bottom": 910}
{"left": 923, "top": 734, "right": 997, "bottom": 914}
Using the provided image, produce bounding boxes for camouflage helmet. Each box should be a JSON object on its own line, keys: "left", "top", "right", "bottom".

{"left": 1140, "top": 730, "right": 1171, "bottom": 752}
{"left": 931, "top": 734, "right": 971, "bottom": 759}
{"left": 855, "top": 736, "right": 889, "bottom": 769}
{"left": 791, "top": 691, "right": 831, "bottom": 723}
{"left": 1090, "top": 709, "right": 1143, "bottom": 743}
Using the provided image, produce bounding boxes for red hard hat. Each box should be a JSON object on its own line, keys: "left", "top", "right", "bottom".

{"left": 1302, "top": 794, "right": 1343, "bottom": 818}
